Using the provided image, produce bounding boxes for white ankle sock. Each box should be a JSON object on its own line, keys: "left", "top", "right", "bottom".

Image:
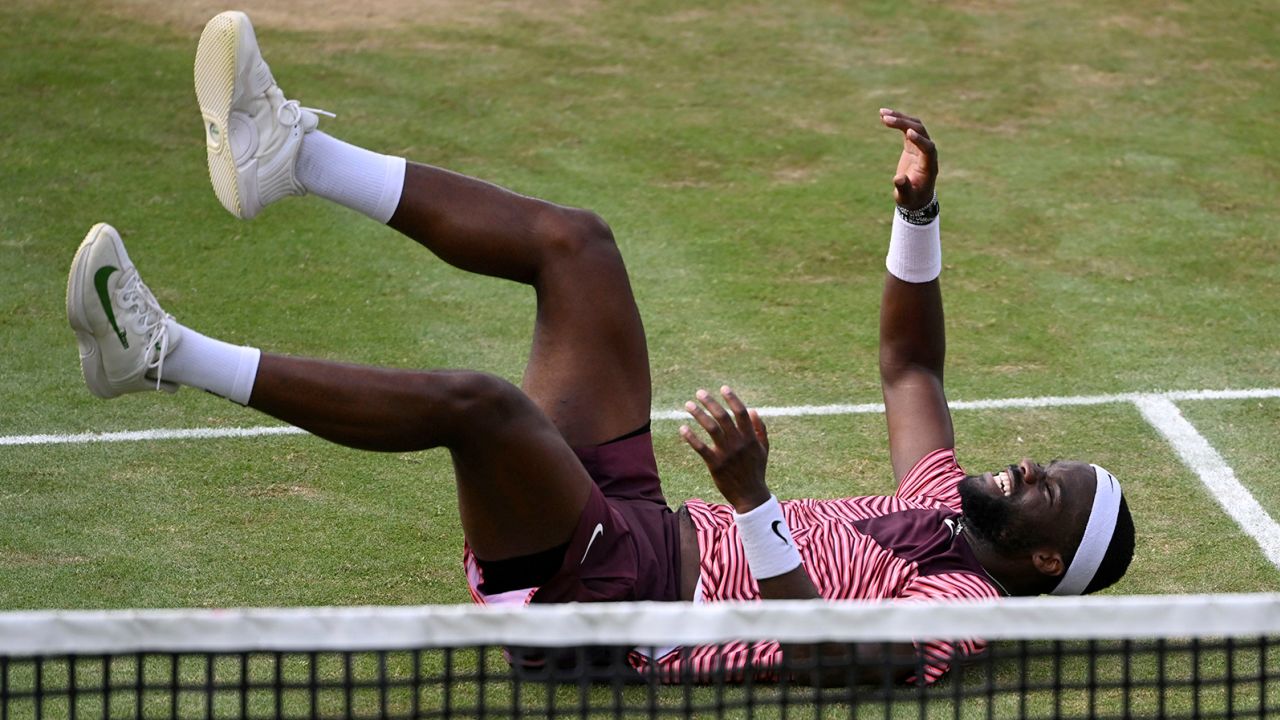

{"left": 161, "top": 324, "right": 261, "bottom": 405}
{"left": 295, "top": 131, "right": 407, "bottom": 223}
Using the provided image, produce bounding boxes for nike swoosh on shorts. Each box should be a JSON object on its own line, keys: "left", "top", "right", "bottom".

{"left": 580, "top": 523, "right": 605, "bottom": 564}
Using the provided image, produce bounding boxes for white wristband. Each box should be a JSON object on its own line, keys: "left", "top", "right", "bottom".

{"left": 732, "top": 495, "right": 802, "bottom": 580}
{"left": 885, "top": 211, "right": 941, "bottom": 283}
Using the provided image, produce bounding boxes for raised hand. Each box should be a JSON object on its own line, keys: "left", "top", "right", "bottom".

{"left": 879, "top": 108, "right": 938, "bottom": 211}
{"left": 680, "top": 386, "right": 771, "bottom": 514}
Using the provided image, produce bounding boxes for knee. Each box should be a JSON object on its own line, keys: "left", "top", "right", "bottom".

{"left": 431, "top": 371, "right": 536, "bottom": 440}
{"left": 534, "top": 206, "right": 618, "bottom": 264}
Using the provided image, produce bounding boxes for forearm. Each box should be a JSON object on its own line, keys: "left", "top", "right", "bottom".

{"left": 758, "top": 561, "right": 916, "bottom": 687}
{"left": 784, "top": 641, "right": 919, "bottom": 686}
{"left": 743, "top": 500, "right": 915, "bottom": 684}
{"left": 757, "top": 566, "right": 822, "bottom": 599}
{"left": 879, "top": 208, "right": 945, "bottom": 380}
{"left": 879, "top": 272, "right": 946, "bottom": 380}
{"left": 757, "top": 561, "right": 917, "bottom": 686}
{"left": 733, "top": 494, "right": 815, "bottom": 598}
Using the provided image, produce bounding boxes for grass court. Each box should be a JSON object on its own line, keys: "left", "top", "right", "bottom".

{"left": 1, "top": 0, "right": 1277, "bottom": 658}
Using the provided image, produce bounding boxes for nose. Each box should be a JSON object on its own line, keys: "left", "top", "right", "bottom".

{"left": 1018, "top": 457, "right": 1043, "bottom": 485}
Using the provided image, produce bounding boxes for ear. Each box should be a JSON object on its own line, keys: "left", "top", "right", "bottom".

{"left": 1032, "top": 549, "right": 1065, "bottom": 577}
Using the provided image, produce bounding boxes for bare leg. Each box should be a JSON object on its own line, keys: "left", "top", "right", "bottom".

{"left": 387, "top": 162, "right": 652, "bottom": 446}
{"left": 189, "top": 156, "right": 650, "bottom": 564}
{"left": 247, "top": 355, "right": 593, "bottom": 560}
{"left": 242, "top": 167, "right": 651, "bottom": 560}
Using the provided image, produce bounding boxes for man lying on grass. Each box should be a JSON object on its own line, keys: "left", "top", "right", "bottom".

{"left": 67, "top": 11, "right": 1134, "bottom": 685}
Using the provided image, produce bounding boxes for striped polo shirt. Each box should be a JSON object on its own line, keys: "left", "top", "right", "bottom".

{"left": 650, "top": 448, "right": 1000, "bottom": 684}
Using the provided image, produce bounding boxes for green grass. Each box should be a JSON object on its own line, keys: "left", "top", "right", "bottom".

{"left": 1, "top": 0, "right": 1278, "bottom": 716}
{"left": 1180, "top": 399, "right": 1280, "bottom": 523}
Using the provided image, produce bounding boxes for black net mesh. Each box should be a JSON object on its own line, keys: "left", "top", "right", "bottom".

{"left": 3, "top": 636, "right": 1277, "bottom": 719}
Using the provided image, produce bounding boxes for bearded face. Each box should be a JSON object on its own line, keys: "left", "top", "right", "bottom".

{"left": 958, "top": 473, "right": 1053, "bottom": 554}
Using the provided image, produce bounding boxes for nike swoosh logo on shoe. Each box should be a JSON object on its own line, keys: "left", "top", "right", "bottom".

{"left": 580, "top": 523, "right": 604, "bottom": 564}
{"left": 93, "top": 266, "right": 129, "bottom": 349}
{"left": 771, "top": 520, "right": 791, "bottom": 546}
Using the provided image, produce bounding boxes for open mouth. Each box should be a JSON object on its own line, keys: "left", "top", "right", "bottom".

{"left": 991, "top": 464, "right": 1024, "bottom": 496}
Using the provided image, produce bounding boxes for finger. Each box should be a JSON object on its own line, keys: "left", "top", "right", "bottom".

{"left": 685, "top": 399, "right": 722, "bottom": 439}
{"left": 720, "top": 386, "right": 754, "bottom": 433}
{"left": 880, "top": 107, "right": 921, "bottom": 124}
{"left": 881, "top": 111, "right": 930, "bottom": 139}
{"left": 880, "top": 113, "right": 916, "bottom": 132}
{"left": 905, "top": 127, "right": 937, "bottom": 159}
{"left": 697, "top": 388, "right": 738, "bottom": 437}
{"left": 893, "top": 174, "right": 915, "bottom": 205}
{"left": 679, "top": 425, "right": 715, "bottom": 463}
{"left": 749, "top": 409, "right": 769, "bottom": 452}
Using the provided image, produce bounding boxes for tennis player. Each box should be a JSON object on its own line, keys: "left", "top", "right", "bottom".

{"left": 68, "top": 12, "right": 1133, "bottom": 685}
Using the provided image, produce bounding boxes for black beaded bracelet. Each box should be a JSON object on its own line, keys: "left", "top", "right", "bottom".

{"left": 897, "top": 193, "right": 940, "bottom": 225}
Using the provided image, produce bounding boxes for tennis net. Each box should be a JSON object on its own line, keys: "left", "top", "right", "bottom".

{"left": 2, "top": 593, "right": 1278, "bottom": 719}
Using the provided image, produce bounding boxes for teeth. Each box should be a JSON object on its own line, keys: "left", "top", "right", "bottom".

{"left": 995, "top": 471, "right": 1011, "bottom": 495}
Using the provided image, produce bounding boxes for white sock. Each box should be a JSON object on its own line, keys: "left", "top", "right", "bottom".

{"left": 161, "top": 324, "right": 261, "bottom": 405}
{"left": 295, "top": 131, "right": 407, "bottom": 223}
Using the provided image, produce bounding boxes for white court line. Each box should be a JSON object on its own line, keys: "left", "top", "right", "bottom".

{"left": 0, "top": 426, "right": 307, "bottom": 447}
{"left": 5, "top": 386, "right": 1279, "bottom": 446}
{"left": 1163, "top": 387, "right": 1280, "bottom": 402}
{"left": 1134, "top": 395, "right": 1280, "bottom": 570}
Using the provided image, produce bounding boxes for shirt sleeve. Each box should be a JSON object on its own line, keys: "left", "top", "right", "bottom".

{"left": 899, "top": 572, "right": 1000, "bottom": 685}
{"left": 895, "top": 448, "right": 967, "bottom": 512}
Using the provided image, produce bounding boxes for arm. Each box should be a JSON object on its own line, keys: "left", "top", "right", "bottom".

{"left": 681, "top": 387, "right": 818, "bottom": 601}
{"left": 877, "top": 109, "right": 954, "bottom": 482}
{"left": 681, "top": 388, "right": 919, "bottom": 684}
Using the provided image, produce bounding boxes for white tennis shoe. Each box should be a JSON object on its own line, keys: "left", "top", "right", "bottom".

{"left": 67, "top": 223, "right": 182, "bottom": 398}
{"left": 195, "top": 11, "right": 330, "bottom": 219}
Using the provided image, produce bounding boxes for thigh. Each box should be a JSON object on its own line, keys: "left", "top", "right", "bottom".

{"left": 466, "top": 429, "right": 681, "bottom": 604}
{"left": 522, "top": 237, "right": 652, "bottom": 448}
{"left": 449, "top": 378, "right": 597, "bottom": 562}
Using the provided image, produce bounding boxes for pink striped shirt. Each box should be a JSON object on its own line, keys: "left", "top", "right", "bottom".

{"left": 642, "top": 447, "right": 999, "bottom": 684}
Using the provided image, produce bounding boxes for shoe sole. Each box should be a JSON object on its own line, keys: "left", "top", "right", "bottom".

{"left": 195, "top": 11, "right": 249, "bottom": 219}
{"left": 66, "top": 223, "right": 117, "bottom": 399}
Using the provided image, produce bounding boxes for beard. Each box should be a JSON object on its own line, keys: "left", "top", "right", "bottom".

{"left": 958, "top": 474, "right": 1049, "bottom": 554}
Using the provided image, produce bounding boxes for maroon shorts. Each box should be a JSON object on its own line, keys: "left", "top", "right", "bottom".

{"left": 464, "top": 428, "right": 682, "bottom": 606}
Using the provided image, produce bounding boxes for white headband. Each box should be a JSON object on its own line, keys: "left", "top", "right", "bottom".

{"left": 1051, "top": 464, "right": 1123, "bottom": 596}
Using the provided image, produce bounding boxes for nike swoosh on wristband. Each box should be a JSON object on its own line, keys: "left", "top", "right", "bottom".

{"left": 771, "top": 520, "right": 791, "bottom": 546}
{"left": 93, "top": 266, "right": 129, "bottom": 349}
{"left": 580, "top": 523, "right": 604, "bottom": 564}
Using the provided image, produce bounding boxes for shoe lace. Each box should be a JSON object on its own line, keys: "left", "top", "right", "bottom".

{"left": 117, "top": 268, "right": 172, "bottom": 390}
{"left": 277, "top": 99, "right": 336, "bottom": 126}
